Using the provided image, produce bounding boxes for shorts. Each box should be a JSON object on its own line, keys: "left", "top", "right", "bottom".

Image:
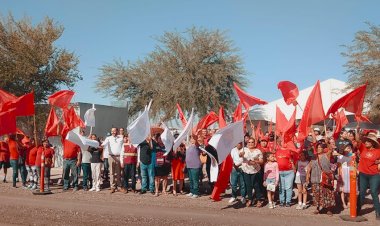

{"left": 295, "top": 174, "right": 306, "bottom": 184}
{"left": 0, "top": 161, "right": 10, "bottom": 169}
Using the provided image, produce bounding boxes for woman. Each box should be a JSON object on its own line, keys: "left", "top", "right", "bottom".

{"left": 275, "top": 138, "right": 296, "bottom": 207}
{"left": 153, "top": 134, "right": 171, "bottom": 196}
{"left": 185, "top": 135, "right": 201, "bottom": 198}
{"left": 171, "top": 143, "right": 186, "bottom": 196}
{"left": 88, "top": 134, "right": 103, "bottom": 192}
{"left": 306, "top": 142, "right": 335, "bottom": 216}
{"left": 356, "top": 132, "right": 380, "bottom": 220}
{"left": 242, "top": 137, "right": 264, "bottom": 207}
{"left": 35, "top": 139, "right": 55, "bottom": 191}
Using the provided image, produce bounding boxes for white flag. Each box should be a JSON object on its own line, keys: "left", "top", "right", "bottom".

{"left": 199, "top": 146, "right": 219, "bottom": 182}
{"left": 66, "top": 130, "right": 99, "bottom": 150}
{"left": 84, "top": 105, "right": 96, "bottom": 127}
{"left": 161, "top": 123, "right": 175, "bottom": 156}
{"left": 127, "top": 102, "right": 151, "bottom": 145}
{"left": 208, "top": 120, "right": 244, "bottom": 164}
{"left": 173, "top": 108, "right": 194, "bottom": 151}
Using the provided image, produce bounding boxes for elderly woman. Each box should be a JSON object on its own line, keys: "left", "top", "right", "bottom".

{"left": 356, "top": 132, "right": 380, "bottom": 220}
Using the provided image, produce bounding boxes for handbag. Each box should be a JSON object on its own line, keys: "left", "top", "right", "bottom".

{"left": 318, "top": 156, "right": 334, "bottom": 188}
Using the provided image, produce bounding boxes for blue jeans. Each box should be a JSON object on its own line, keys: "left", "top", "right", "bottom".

{"left": 82, "top": 163, "right": 92, "bottom": 189}
{"left": 358, "top": 173, "right": 380, "bottom": 216}
{"left": 10, "top": 160, "right": 19, "bottom": 187}
{"left": 188, "top": 168, "right": 200, "bottom": 195}
{"left": 140, "top": 162, "right": 155, "bottom": 192}
{"left": 63, "top": 159, "right": 78, "bottom": 189}
{"left": 279, "top": 170, "right": 295, "bottom": 204}
{"left": 230, "top": 167, "right": 246, "bottom": 198}
{"left": 243, "top": 172, "right": 264, "bottom": 201}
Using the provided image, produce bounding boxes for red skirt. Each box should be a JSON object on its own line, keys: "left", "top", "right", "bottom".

{"left": 171, "top": 158, "right": 185, "bottom": 180}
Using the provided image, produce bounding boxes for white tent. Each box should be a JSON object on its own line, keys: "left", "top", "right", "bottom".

{"left": 249, "top": 78, "right": 350, "bottom": 123}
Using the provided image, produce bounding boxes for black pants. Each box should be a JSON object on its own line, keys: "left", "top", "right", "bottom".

{"left": 123, "top": 164, "right": 136, "bottom": 190}
{"left": 243, "top": 172, "right": 264, "bottom": 202}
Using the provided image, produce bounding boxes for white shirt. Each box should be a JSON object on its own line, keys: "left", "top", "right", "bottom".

{"left": 231, "top": 147, "right": 248, "bottom": 167}
{"left": 102, "top": 135, "right": 123, "bottom": 156}
{"left": 242, "top": 149, "right": 263, "bottom": 174}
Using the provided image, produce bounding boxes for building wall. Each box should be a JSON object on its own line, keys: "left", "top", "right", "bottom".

{"left": 77, "top": 102, "right": 129, "bottom": 139}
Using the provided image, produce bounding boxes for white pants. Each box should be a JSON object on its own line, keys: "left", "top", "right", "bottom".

{"left": 91, "top": 163, "right": 103, "bottom": 189}
{"left": 26, "top": 165, "right": 38, "bottom": 183}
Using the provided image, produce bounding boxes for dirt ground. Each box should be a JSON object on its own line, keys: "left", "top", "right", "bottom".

{"left": 0, "top": 168, "right": 378, "bottom": 226}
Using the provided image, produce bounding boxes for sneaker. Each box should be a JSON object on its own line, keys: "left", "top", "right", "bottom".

{"left": 228, "top": 197, "right": 236, "bottom": 203}
{"left": 296, "top": 204, "right": 303, "bottom": 210}
{"left": 186, "top": 193, "right": 193, "bottom": 197}
{"left": 89, "top": 187, "right": 96, "bottom": 191}
{"left": 285, "top": 203, "right": 291, "bottom": 207}
{"left": 95, "top": 188, "right": 100, "bottom": 192}
{"left": 191, "top": 195, "right": 199, "bottom": 199}
{"left": 73, "top": 187, "right": 78, "bottom": 191}
{"left": 241, "top": 197, "right": 246, "bottom": 205}
{"left": 31, "top": 184, "right": 37, "bottom": 190}
{"left": 272, "top": 203, "right": 276, "bottom": 208}
{"left": 268, "top": 203, "right": 274, "bottom": 209}
{"left": 27, "top": 184, "right": 33, "bottom": 189}
{"left": 279, "top": 202, "right": 284, "bottom": 207}
{"left": 302, "top": 203, "right": 307, "bottom": 209}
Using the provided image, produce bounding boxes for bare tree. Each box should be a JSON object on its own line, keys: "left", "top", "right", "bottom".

{"left": 343, "top": 23, "right": 380, "bottom": 123}
{"left": 97, "top": 27, "right": 246, "bottom": 120}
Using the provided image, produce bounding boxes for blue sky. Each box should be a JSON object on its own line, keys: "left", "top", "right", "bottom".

{"left": 1, "top": 0, "right": 379, "bottom": 106}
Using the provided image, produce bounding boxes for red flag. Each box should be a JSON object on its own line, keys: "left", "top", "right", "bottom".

{"left": 45, "top": 107, "right": 61, "bottom": 137}
{"left": 210, "top": 155, "right": 233, "bottom": 201}
{"left": 255, "top": 121, "right": 263, "bottom": 139}
{"left": 218, "top": 106, "right": 227, "bottom": 128}
{"left": 0, "top": 89, "right": 17, "bottom": 109}
{"left": 283, "top": 108, "right": 297, "bottom": 143}
{"left": 277, "top": 81, "right": 299, "bottom": 105}
{"left": 193, "top": 111, "right": 218, "bottom": 134}
{"left": 176, "top": 103, "right": 187, "bottom": 128}
{"left": 298, "top": 81, "right": 325, "bottom": 141}
{"left": 326, "top": 84, "right": 367, "bottom": 117}
{"left": 48, "top": 90, "right": 75, "bottom": 109}
{"left": 61, "top": 106, "right": 85, "bottom": 137}
{"left": 355, "top": 114, "right": 371, "bottom": 123}
{"left": 0, "top": 108, "right": 16, "bottom": 136}
{"left": 232, "top": 102, "right": 242, "bottom": 122}
{"left": 233, "top": 82, "right": 267, "bottom": 109}
{"left": 332, "top": 109, "right": 349, "bottom": 139}
{"left": 2, "top": 92, "right": 34, "bottom": 116}
{"left": 275, "top": 105, "right": 288, "bottom": 135}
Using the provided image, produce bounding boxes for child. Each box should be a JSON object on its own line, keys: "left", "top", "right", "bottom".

{"left": 263, "top": 152, "right": 279, "bottom": 209}
{"left": 295, "top": 152, "right": 309, "bottom": 210}
{"left": 337, "top": 144, "right": 354, "bottom": 209}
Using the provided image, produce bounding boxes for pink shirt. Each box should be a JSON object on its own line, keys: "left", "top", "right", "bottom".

{"left": 264, "top": 161, "right": 279, "bottom": 184}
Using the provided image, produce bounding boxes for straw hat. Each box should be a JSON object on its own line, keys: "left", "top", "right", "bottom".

{"left": 362, "top": 132, "right": 380, "bottom": 148}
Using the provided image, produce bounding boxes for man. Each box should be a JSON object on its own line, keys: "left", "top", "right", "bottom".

{"left": 335, "top": 130, "right": 352, "bottom": 154}
{"left": 102, "top": 128, "right": 123, "bottom": 193}
{"left": 313, "top": 127, "right": 323, "bottom": 141}
{"left": 0, "top": 136, "right": 10, "bottom": 183}
{"left": 120, "top": 135, "right": 138, "bottom": 193}
{"left": 62, "top": 139, "right": 81, "bottom": 191}
{"left": 138, "top": 136, "right": 155, "bottom": 194}
{"left": 229, "top": 142, "right": 247, "bottom": 204}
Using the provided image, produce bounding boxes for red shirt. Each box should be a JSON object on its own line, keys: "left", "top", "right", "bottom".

{"left": 35, "top": 147, "right": 55, "bottom": 167}
{"left": 358, "top": 143, "right": 380, "bottom": 175}
{"left": 257, "top": 145, "right": 272, "bottom": 153}
{"left": 8, "top": 139, "right": 19, "bottom": 160}
{"left": 28, "top": 147, "right": 38, "bottom": 166}
{"left": 123, "top": 144, "right": 137, "bottom": 164}
{"left": 63, "top": 140, "right": 80, "bottom": 159}
{"left": 0, "top": 141, "right": 9, "bottom": 162}
{"left": 275, "top": 148, "right": 294, "bottom": 171}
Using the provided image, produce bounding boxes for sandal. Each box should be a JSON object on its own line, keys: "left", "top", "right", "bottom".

{"left": 173, "top": 191, "right": 177, "bottom": 196}
{"left": 313, "top": 210, "right": 320, "bottom": 214}
{"left": 154, "top": 193, "right": 159, "bottom": 197}
{"left": 180, "top": 191, "right": 186, "bottom": 195}
{"left": 327, "top": 211, "right": 333, "bottom": 216}
{"left": 246, "top": 200, "right": 252, "bottom": 207}
{"left": 256, "top": 201, "right": 263, "bottom": 208}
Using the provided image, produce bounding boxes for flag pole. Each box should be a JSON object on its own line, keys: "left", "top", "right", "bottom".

{"left": 297, "top": 102, "right": 304, "bottom": 112}
{"left": 33, "top": 114, "right": 38, "bottom": 147}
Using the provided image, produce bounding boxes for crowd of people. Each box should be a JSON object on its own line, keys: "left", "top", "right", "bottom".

{"left": 0, "top": 125, "right": 379, "bottom": 220}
